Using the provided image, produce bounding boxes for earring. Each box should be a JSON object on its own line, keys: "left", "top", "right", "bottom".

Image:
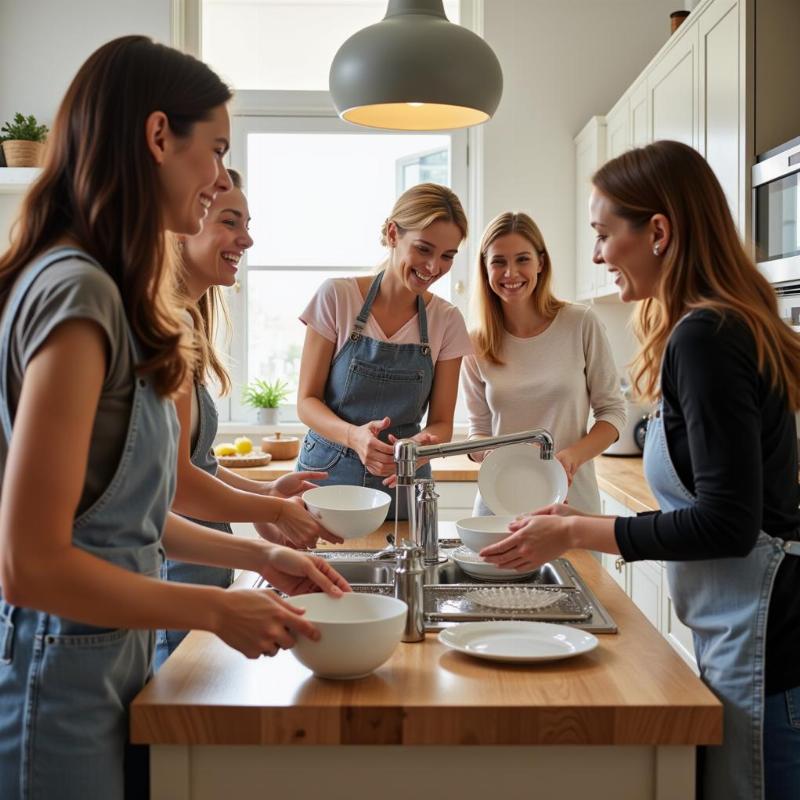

{"left": 653, "top": 245, "right": 660, "bottom": 256}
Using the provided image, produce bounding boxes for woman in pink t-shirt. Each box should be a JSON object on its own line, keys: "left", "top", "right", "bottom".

{"left": 296, "top": 183, "right": 473, "bottom": 518}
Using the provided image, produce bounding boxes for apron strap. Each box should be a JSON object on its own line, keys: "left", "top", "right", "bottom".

{"left": 351, "top": 271, "right": 384, "bottom": 337}
{"left": 0, "top": 247, "right": 102, "bottom": 443}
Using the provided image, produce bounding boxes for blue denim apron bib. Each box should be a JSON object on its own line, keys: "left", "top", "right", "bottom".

{"left": 0, "top": 247, "right": 178, "bottom": 800}
{"left": 643, "top": 407, "right": 800, "bottom": 800}
{"left": 297, "top": 271, "right": 434, "bottom": 519}
{"left": 156, "top": 382, "right": 233, "bottom": 668}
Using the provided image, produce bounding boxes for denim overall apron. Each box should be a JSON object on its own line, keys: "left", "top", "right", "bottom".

{"left": 0, "top": 248, "right": 178, "bottom": 800}
{"left": 297, "top": 271, "right": 434, "bottom": 519}
{"left": 643, "top": 404, "right": 800, "bottom": 800}
{"left": 156, "top": 382, "right": 233, "bottom": 668}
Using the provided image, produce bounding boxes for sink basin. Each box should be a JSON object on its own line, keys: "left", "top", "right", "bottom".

{"left": 321, "top": 551, "right": 568, "bottom": 587}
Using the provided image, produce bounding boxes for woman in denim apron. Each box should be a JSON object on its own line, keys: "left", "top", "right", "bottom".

{"left": 296, "top": 184, "right": 473, "bottom": 519}
{"left": 0, "top": 38, "right": 347, "bottom": 799}
{"left": 480, "top": 141, "right": 800, "bottom": 799}
{"left": 158, "top": 170, "right": 342, "bottom": 667}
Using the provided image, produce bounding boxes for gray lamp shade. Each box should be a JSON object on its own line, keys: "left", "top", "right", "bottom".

{"left": 329, "top": 0, "right": 503, "bottom": 131}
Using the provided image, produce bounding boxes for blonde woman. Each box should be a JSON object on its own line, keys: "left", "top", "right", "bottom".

{"left": 481, "top": 141, "right": 800, "bottom": 799}
{"left": 461, "top": 212, "right": 625, "bottom": 514}
{"left": 297, "top": 183, "right": 473, "bottom": 517}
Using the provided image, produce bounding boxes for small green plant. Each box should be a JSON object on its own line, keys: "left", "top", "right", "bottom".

{"left": 242, "top": 378, "right": 290, "bottom": 409}
{"left": 0, "top": 113, "right": 49, "bottom": 143}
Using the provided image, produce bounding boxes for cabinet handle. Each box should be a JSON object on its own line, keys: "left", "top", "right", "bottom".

{"left": 615, "top": 557, "right": 626, "bottom": 573}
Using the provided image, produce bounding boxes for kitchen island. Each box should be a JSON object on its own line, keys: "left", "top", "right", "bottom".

{"left": 131, "top": 521, "right": 721, "bottom": 800}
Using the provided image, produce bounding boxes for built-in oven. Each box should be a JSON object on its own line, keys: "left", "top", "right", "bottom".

{"left": 753, "top": 135, "right": 800, "bottom": 286}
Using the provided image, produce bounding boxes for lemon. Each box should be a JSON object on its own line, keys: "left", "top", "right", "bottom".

{"left": 214, "top": 443, "right": 237, "bottom": 457}
{"left": 234, "top": 436, "right": 253, "bottom": 455}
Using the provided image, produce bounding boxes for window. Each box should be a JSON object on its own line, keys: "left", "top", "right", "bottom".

{"left": 183, "top": 0, "right": 473, "bottom": 423}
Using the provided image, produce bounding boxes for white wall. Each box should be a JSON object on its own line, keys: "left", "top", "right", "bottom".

{"left": 479, "top": 0, "right": 684, "bottom": 303}
{"left": 0, "top": 0, "right": 171, "bottom": 127}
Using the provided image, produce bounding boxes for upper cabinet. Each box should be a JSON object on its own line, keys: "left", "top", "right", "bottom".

{"left": 574, "top": 0, "right": 748, "bottom": 302}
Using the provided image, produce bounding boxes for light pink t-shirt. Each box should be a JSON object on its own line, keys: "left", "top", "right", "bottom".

{"left": 300, "top": 277, "right": 473, "bottom": 363}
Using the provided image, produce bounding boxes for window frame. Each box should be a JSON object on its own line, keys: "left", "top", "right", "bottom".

{"left": 172, "top": 0, "right": 484, "bottom": 425}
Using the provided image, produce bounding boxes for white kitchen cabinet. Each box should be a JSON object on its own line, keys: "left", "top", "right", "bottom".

{"left": 662, "top": 575, "right": 698, "bottom": 671}
{"left": 573, "top": 117, "right": 606, "bottom": 301}
{"left": 649, "top": 24, "right": 698, "bottom": 148}
{"left": 697, "top": 0, "right": 742, "bottom": 224}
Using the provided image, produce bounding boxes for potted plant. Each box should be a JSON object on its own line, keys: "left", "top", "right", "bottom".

{"left": 242, "top": 378, "right": 290, "bottom": 425}
{"left": 1, "top": 113, "right": 49, "bottom": 167}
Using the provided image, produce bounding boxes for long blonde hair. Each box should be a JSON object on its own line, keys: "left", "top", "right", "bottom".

{"left": 471, "top": 212, "right": 564, "bottom": 365}
{"left": 180, "top": 168, "right": 243, "bottom": 395}
{"left": 593, "top": 140, "right": 800, "bottom": 409}
{"left": 379, "top": 183, "right": 468, "bottom": 268}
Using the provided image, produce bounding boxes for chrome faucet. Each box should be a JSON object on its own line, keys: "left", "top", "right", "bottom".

{"left": 393, "top": 428, "right": 555, "bottom": 559}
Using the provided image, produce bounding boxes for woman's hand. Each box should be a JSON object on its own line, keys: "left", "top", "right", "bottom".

{"left": 259, "top": 545, "right": 352, "bottom": 598}
{"left": 273, "top": 496, "right": 344, "bottom": 548}
{"left": 349, "top": 417, "right": 396, "bottom": 476}
{"left": 213, "top": 588, "right": 320, "bottom": 659}
{"left": 268, "top": 471, "right": 328, "bottom": 499}
{"left": 479, "top": 514, "right": 574, "bottom": 572}
{"left": 382, "top": 432, "right": 439, "bottom": 487}
{"left": 555, "top": 447, "right": 583, "bottom": 486}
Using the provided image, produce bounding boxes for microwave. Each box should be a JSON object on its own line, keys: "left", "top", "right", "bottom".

{"left": 752, "top": 135, "right": 800, "bottom": 286}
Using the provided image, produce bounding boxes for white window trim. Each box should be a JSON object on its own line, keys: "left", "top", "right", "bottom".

{"left": 173, "top": 0, "right": 485, "bottom": 425}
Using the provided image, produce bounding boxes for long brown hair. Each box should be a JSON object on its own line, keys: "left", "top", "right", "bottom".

{"left": 0, "top": 36, "right": 232, "bottom": 396}
{"left": 593, "top": 140, "right": 800, "bottom": 409}
{"left": 182, "top": 169, "right": 242, "bottom": 395}
{"left": 472, "top": 212, "right": 564, "bottom": 365}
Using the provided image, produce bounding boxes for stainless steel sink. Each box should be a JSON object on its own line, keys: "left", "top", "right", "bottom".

{"left": 306, "top": 546, "right": 618, "bottom": 633}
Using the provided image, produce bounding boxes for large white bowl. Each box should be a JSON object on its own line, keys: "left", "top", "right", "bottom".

{"left": 288, "top": 593, "right": 407, "bottom": 679}
{"left": 302, "top": 485, "right": 391, "bottom": 540}
{"left": 478, "top": 444, "right": 568, "bottom": 516}
{"left": 456, "top": 515, "right": 516, "bottom": 553}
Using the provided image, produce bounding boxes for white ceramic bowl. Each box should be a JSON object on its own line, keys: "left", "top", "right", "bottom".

{"left": 456, "top": 515, "right": 516, "bottom": 553}
{"left": 302, "top": 485, "right": 391, "bottom": 540}
{"left": 288, "top": 593, "right": 407, "bottom": 679}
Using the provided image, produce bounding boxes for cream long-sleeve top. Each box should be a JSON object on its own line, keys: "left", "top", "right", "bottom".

{"left": 460, "top": 303, "right": 626, "bottom": 514}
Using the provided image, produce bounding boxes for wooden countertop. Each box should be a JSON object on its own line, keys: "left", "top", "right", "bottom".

{"left": 233, "top": 451, "right": 659, "bottom": 514}
{"left": 131, "top": 522, "right": 719, "bottom": 748}
{"left": 232, "top": 452, "right": 480, "bottom": 482}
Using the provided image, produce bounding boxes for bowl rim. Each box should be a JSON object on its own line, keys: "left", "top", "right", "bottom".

{"left": 289, "top": 592, "right": 407, "bottom": 625}
{"left": 302, "top": 485, "right": 392, "bottom": 511}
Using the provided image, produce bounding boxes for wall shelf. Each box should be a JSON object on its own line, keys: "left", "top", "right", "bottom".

{"left": 0, "top": 167, "right": 40, "bottom": 194}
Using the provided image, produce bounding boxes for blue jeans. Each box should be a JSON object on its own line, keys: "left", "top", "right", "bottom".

{"left": 764, "top": 686, "right": 800, "bottom": 799}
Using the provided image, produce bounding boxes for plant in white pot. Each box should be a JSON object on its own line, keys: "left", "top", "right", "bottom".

{"left": 1, "top": 113, "right": 49, "bottom": 167}
{"left": 242, "top": 378, "right": 290, "bottom": 425}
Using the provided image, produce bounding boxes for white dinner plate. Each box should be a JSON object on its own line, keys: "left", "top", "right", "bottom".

{"left": 478, "top": 443, "right": 568, "bottom": 516}
{"left": 451, "top": 545, "right": 536, "bottom": 581}
{"left": 438, "top": 621, "right": 598, "bottom": 663}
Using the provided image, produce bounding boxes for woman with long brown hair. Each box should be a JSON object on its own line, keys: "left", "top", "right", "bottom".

{"left": 0, "top": 37, "right": 347, "bottom": 799}
{"left": 461, "top": 211, "right": 625, "bottom": 513}
{"left": 481, "top": 140, "right": 800, "bottom": 799}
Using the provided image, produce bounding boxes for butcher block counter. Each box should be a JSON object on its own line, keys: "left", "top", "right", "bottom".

{"left": 131, "top": 518, "right": 720, "bottom": 800}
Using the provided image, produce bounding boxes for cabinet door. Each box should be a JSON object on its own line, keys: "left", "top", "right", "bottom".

{"left": 630, "top": 81, "right": 649, "bottom": 147}
{"left": 630, "top": 560, "right": 663, "bottom": 631}
{"left": 661, "top": 575, "right": 698, "bottom": 671}
{"left": 698, "top": 0, "right": 741, "bottom": 226}
{"left": 649, "top": 27, "right": 698, "bottom": 148}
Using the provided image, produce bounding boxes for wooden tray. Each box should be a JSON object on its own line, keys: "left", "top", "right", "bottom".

{"left": 216, "top": 450, "right": 273, "bottom": 468}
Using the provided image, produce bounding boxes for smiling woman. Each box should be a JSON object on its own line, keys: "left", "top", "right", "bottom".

{"left": 295, "top": 182, "right": 473, "bottom": 518}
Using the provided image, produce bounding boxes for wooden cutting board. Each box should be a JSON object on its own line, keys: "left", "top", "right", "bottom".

{"left": 216, "top": 450, "right": 273, "bottom": 468}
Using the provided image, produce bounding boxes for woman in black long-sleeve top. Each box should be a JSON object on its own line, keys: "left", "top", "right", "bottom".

{"left": 481, "top": 140, "right": 800, "bottom": 800}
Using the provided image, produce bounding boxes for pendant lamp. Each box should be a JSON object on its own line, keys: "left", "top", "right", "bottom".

{"left": 329, "top": 0, "right": 503, "bottom": 131}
